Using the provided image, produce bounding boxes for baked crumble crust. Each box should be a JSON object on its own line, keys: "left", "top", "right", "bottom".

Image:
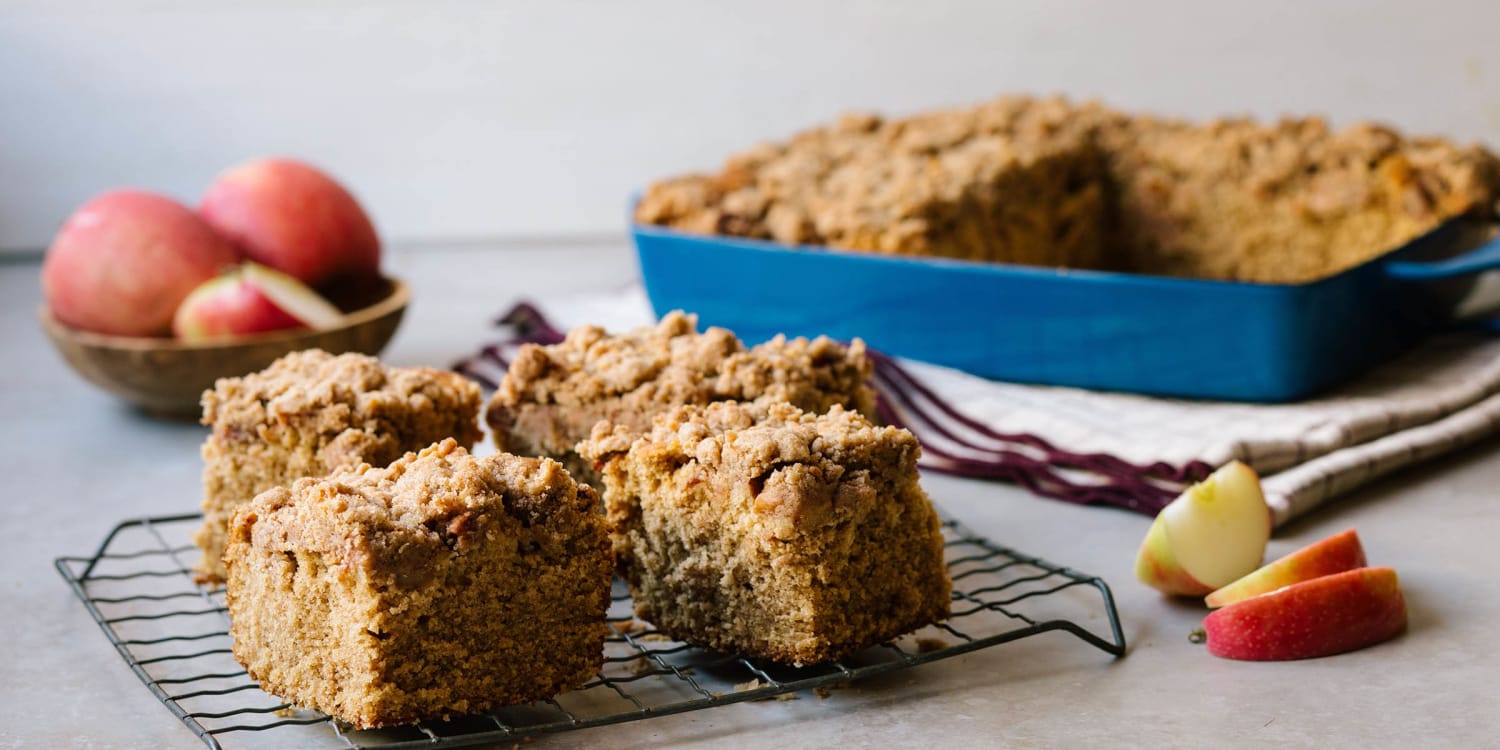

{"left": 485, "top": 311, "right": 876, "bottom": 485}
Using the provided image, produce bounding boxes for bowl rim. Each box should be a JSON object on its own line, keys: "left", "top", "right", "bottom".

{"left": 37, "top": 275, "right": 411, "bottom": 351}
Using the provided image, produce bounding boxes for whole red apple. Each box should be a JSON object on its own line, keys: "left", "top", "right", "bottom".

{"left": 42, "top": 190, "right": 240, "bottom": 337}
{"left": 198, "top": 158, "right": 380, "bottom": 287}
{"left": 173, "top": 262, "right": 343, "bottom": 341}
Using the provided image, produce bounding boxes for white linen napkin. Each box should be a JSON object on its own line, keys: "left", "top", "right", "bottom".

{"left": 459, "top": 284, "right": 1500, "bottom": 527}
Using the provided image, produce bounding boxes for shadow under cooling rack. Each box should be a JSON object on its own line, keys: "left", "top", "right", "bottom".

{"left": 57, "top": 511, "right": 1126, "bottom": 749}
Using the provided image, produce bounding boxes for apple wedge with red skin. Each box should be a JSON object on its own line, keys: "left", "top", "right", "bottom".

{"left": 1205, "top": 529, "right": 1368, "bottom": 608}
{"left": 173, "top": 262, "right": 343, "bottom": 341}
{"left": 1203, "top": 566, "right": 1407, "bottom": 661}
{"left": 1135, "top": 461, "right": 1272, "bottom": 596}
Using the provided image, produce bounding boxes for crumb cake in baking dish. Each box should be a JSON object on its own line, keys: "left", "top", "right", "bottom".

{"left": 225, "top": 439, "right": 612, "bottom": 729}
{"left": 485, "top": 310, "right": 877, "bottom": 486}
{"left": 194, "top": 349, "right": 483, "bottom": 582}
{"left": 580, "top": 400, "right": 951, "bottom": 666}
{"left": 636, "top": 96, "right": 1500, "bottom": 284}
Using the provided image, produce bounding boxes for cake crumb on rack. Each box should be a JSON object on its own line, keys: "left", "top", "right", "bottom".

{"left": 611, "top": 618, "right": 648, "bottom": 635}
{"left": 916, "top": 637, "right": 949, "bottom": 653}
{"left": 627, "top": 656, "right": 654, "bottom": 676}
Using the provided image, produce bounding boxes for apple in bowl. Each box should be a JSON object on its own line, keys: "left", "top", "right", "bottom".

{"left": 38, "top": 159, "right": 404, "bottom": 416}
{"left": 39, "top": 275, "right": 408, "bottom": 416}
{"left": 41, "top": 190, "right": 240, "bottom": 337}
{"left": 174, "top": 262, "right": 344, "bottom": 341}
{"left": 199, "top": 158, "right": 381, "bottom": 287}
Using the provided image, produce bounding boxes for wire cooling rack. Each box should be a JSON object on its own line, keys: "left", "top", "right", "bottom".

{"left": 57, "top": 511, "right": 1125, "bottom": 749}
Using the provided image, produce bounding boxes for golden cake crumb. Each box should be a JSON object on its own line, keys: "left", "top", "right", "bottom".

{"left": 224, "top": 439, "right": 612, "bottom": 729}
{"left": 916, "top": 638, "right": 949, "bottom": 653}
{"left": 580, "top": 401, "right": 952, "bottom": 666}
{"left": 194, "top": 349, "right": 483, "bottom": 582}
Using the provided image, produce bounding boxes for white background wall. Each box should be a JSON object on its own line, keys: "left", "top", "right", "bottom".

{"left": 3, "top": 0, "right": 1499, "bottom": 253}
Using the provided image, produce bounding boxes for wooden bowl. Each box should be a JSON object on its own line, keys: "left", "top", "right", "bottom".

{"left": 40, "top": 275, "right": 410, "bottom": 419}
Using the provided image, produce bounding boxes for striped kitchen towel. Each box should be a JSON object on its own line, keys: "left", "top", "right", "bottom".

{"left": 456, "top": 285, "right": 1500, "bottom": 527}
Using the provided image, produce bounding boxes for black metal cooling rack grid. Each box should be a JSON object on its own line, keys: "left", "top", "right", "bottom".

{"left": 56, "top": 511, "right": 1125, "bottom": 750}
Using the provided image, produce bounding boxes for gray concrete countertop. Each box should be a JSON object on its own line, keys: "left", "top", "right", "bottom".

{"left": 3, "top": 242, "right": 1496, "bottom": 749}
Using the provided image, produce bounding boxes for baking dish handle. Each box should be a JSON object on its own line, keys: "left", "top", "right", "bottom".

{"left": 1384, "top": 222, "right": 1500, "bottom": 332}
{"left": 1384, "top": 227, "right": 1500, "bottom": 280}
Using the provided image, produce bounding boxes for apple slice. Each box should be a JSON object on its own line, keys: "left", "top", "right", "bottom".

{"left": 1203, "top": 566, "right": 1406, "bottom": 660}
{"left": 1134, "top": 461, "right": 1271, "bottom": 596}
{"left": 173, "top": 262, "right": 342, "bottom": 341}
{"left": 241, "top": 262, "right": 343, "bottom": 329}
{"left": 1205, "top": 529, "right": 1367, "bottom": 608}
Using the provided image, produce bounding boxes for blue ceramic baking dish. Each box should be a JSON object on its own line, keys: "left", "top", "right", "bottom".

{"left": 631, "top": 218, "right": 1500, "bottom": 402}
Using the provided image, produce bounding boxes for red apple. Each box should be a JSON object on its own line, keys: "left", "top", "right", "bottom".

{"left": 1202, "top": 566, "right": 1407, "bottom": 661}
{"left": 1205, "top": 529, "right": 1368, "bottom": 608}
{"left": 173, "top": 262, "right": 343, "bottom": 341}
{"left": 198, "top": 158, "right": 380, "bottom": 287}
{"left": 42, "top": 190, "right": 240, "bottom": 337}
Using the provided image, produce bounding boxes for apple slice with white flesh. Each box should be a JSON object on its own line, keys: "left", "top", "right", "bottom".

{"left": 173, "top": 261, "right": 343, "bottom": 341}
{"left": 1205, "top": 528, "right": 1367, "bottom": 608}
{"left": 1202, "top": 566, "right": 1407, "bottom": 660}
{"left": 1134, "top": 461, "right": 1271, "bottom": 596}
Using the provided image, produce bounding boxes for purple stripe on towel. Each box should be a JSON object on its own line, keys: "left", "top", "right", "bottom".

{"left": 455, "top": 303, "right": 1209, "bottom": 517}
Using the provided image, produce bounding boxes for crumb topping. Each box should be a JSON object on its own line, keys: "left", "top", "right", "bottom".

{"left": 236, "top": 439, "right": 592, "bottom": 586}
{"left": 203, "top": 349, "right": 482, "bottom": 449}
{"left": 486, "top": 312, "right": 876, "bottom": 483}
{"left": 496, "top": 311, "right": 871, "bottom": 412}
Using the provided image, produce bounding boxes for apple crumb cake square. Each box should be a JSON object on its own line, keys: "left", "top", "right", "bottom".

{"left": 194, "top": 349, "right": 483, "bottom": 582}
{"left": 580, "top": 400, "right": 951, "bottom": 665}
{"left": 224, "top": 439, "right": 612, "bottom": 728}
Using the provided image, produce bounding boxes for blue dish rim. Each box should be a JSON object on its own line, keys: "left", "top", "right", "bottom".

{"left": 630, "top": 214, "right": 1471, "bottom": 295}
